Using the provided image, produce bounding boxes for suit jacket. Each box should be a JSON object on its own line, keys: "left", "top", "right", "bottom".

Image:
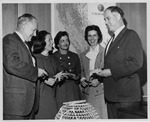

{"left": 80, "top": 44, "right": 105, "bottom": 96}
{"left": 3, "top": 32, "right": 38, "bottom": 116}
{"left": 104, "top": 27, "right": 143, "bottom": 102}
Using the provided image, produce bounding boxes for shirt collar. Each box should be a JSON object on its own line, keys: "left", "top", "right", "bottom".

{"left": 15, "top": 31, "right": 26, "bottom": 43}
{"left": 114, "top": 25, "right": 125, "bottom": 39}
{"left": 89, "top": 44, "right": 99, "bottom": 52}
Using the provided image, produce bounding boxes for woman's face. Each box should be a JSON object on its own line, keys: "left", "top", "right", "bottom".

{"left": 58, "top": 35, "right": 70, "bottom": 50}
{"left": 87, "top": 30, "right": 99, "bottom": 47}
{"left": 45, "top": 34, "right": 53, "bottom": 51}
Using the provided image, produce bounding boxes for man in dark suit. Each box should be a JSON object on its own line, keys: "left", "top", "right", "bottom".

{"left": 3, "top": 13, "right": 47, "bottom": 120}
{"left": 98, "top": 6, "right": 143, "bottom": 118}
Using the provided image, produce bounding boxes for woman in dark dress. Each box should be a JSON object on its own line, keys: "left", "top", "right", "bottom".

{"left": 32, "top": 30, "right": 57, "bottom": 119}
{"left": 53, "top": 31, "right": 81, "bottom": 110}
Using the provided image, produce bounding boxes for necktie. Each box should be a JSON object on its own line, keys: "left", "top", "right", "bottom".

{"left": 109, "top": 34, "right": 115, "bottom": 49}
{"left": 105, "top": 34, "right": 115, "bottom": 55}
{"left": 24, "top": 41, "right": 36, "bottom": 67}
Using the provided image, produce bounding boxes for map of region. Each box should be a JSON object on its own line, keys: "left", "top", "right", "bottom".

{"left": 55, "top": 3, "right": 89, "bottom": 54}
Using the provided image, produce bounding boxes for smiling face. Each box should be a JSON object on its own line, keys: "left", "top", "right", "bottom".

{"left": 45, "top": 34, "right": 53, "bottom": 52}
{"left": 58, "top": 35, "right": 70, "bottom": 51}
{"left": 87, "top": 30, "right": 99, "bottom": 47}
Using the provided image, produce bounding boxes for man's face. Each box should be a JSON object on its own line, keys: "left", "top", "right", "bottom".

{"left": 104, "top": 9, "right": 118, "bottom": 32}
{"left": 23, "top": 19, "right": 38, "bottom": 42}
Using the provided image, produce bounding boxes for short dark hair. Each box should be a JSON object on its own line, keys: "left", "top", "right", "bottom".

{"left": 32, "top": 30, "right": 50, "bottom": 54}
{"left": 54, "top": 31, "right": 70, "bottom": 50}
{"left": 105, "top": 6, "right": 127, "bottom": 26}
{"left": 84, "top": 25, "right": 102, "bottom": 45}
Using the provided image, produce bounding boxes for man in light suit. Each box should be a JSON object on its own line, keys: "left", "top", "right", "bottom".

{"left": 3, "top": 13, "right": 47, "bottom": 120}
{"left": 98, "top": 6, "right": 143, "bottom": 118}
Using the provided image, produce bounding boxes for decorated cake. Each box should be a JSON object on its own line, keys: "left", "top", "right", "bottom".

{"left": 55, "top": 100, "right": 99, "bottom": 119}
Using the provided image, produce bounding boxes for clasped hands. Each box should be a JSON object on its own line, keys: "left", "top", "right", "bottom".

{"left": 39, "top": 68, "right": 112, "bottom": 86}
{"left": 44, "top": 71, "right": 77, "bottom": 86}
{"left": 80, "top": 68, "right": 112, "bottom": 87}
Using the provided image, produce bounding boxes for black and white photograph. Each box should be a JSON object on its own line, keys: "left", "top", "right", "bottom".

{"left": 1, "top": 0, "right": 148, "bottom": 121}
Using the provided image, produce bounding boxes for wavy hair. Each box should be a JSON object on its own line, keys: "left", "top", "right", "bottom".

{"left": 84, "top": 25, "right": 102, "bottom": 45}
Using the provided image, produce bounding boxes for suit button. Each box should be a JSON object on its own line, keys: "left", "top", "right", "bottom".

{"left": 96, "top": 90, "right": 99, "bottom": 92}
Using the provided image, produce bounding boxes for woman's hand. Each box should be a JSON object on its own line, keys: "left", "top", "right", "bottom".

{"left": 45, "top": 78, "right": 55, "bottom": 86}
{"left": 54, "top": 71, "right": 68, "bottom": 81}
{"left": 80, "top": 77, "right": 88, "bottom": 87}
{"left": 89, "top": 78, "right": 100, "bottom": 87}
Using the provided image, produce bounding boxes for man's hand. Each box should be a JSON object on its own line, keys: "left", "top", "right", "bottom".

{"left": 90, "top": 68, "right": 102, "bottom": 74}
{"left": 98, "top": 69, "right": 112, "bottom": 77}
{"left": 38, "top": 68, "right": 48, "bottom": 77}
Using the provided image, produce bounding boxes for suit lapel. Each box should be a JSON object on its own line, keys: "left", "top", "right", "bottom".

{"left": 13, "top": 32, "right": 34, "bottom": 66}
{"left": 13, "top": 32, "right": 29, "bottom": 52}
{"left": 107, "top": 27, "right": 127, "bottom": 55}
{"left": 95, "top": 45, "right": 104, "bottom": 69}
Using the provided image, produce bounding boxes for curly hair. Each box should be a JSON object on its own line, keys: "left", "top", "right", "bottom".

{"left": 84, "top": 25, "right": 102, "bottom": 45}
{"left": 54, "top": 31, "right": 70, "bottom": 50}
